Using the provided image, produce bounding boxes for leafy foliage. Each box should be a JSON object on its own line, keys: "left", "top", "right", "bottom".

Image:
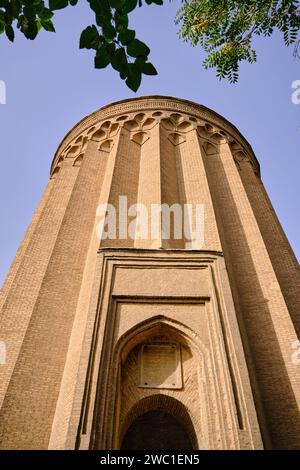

{"left": 79, "top": 0, "right": 161, "bottom": 91}
{"left": 1, "top": 0, "right": 300, "bottom": 89}
{"left": 176, "top": 0, "right": 300, "bottom": 82}
{"left": 0, "top": 0, "right": 58, "bottom": 41}
{"left": 0, "top": 0, "right": 160, "bottom": 91}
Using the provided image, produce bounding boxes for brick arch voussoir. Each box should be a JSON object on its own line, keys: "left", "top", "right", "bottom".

{"left": 113, "top": 314, "right": 209, "bottom": 366}
{"left": 120, "top": 394, "right": 199, "bottom": 450}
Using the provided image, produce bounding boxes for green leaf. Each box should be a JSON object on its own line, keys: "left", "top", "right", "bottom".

{"left": 89, "top": 0, "right": 111, "bottom": 17}
{"left": 5, "top": 25, "right": 14, "bottom": 42}
{"left": 95, "top": 14, "right": 105, "bottom": 26}
{"left": 102, "top": 21, "right": 115, "bottom": 41}
{"left": 125, "top": 63, "right": 141, "bottom": 91}
{"left": 19, "top": 15, "right": 39, "bottom": 40}
{"left": 118, "top": 28, "right": 135, "bottom": 45}
{"left": 80, "top": 25, "right": 99, "bottom": 49}
{"left": 140, "top": 61, "right": 157, "bottom": 75}
{"left": 48, "top": 0, "right": 69, "bottom": 10}
{"left": 37, "top": 19, "right": 42, "bottom": 33}
{"left": 127, "top": 38, "right": 150, "bottom": 57}
{"left": 108, "top": 0, "right": 123, "bottom": 7}
{"left": 114, "top": 12, "right": 128, "bottom": 31}
{"left": 27, "top": 23, "right": 39, "bottom": 40}
{"left": 106, "top": 42, "right": 116, "bottom": 56}
{"left": 24, "top": 6, "right": 36, "bottom": 21}
{"left": 39, "top": 8, "right": 54, "bottom": 20}
{"left": 41, "top": 19, "right": 55, "bottom": 32}
{"left": 69, "top": 0, "right": 78, "bottom": 5}
{"left": 111, "top": 47, "right": 127, "bottom": 71}
{"left": 94, "top": 45, "right": 111, "bottom": 68}
{"left": 123, "top": 0, "right": 137, "bottom": 13}
{"left": 119, "top": 65, "right": 128, "bottom": 79}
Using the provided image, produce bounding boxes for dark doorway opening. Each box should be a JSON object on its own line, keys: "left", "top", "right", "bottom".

{"left": 121, "top": 410, "right": 194, "bottom": 450}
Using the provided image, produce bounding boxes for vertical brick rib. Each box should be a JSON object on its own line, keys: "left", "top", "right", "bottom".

{"left": 0, "top": 161, "right": 79, "bottom": 412}
{"left": 0, "top": 141, "right": 106, "bottom": 449}
{"left": 135, "top": 123, "right": 162, "bottom": 249}
{"left": 203, "top": 141, "right": 300, "bottom": 448}
{"left": 159, "top": 125, "right": 184, "bottom": 249}
{"left": 0, "top": 178, "right": 54, "bottom": 311}
{"left": 239, "top": 160, "right": 300, "bottom": 336}
{"left": 99, "top": 127, "right": 140, "bottom": 249}
{"left": 180, "top": 129, "right": 221, "bottom": 251}
{"left": 48, "top": 141, "right": 110, "bottom": 449}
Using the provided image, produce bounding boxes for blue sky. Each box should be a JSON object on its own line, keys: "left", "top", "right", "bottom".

{"left": 0, "top": 0, "right": 299, "bottom": 286}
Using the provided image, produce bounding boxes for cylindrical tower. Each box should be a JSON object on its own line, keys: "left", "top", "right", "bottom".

{"left": 0, "top": 96, "right": 299, "bottom": 450}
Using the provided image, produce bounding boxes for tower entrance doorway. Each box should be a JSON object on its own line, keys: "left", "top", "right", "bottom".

{"left": 121, "top": 410, "right": 193, "bottom": 450}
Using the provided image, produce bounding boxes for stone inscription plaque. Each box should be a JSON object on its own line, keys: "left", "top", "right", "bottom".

{"left": 139, "top": 344, "right": 182, "bottom": 389}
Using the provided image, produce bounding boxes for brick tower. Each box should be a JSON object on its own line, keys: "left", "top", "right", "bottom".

{"left": 0, "top": 96, "right": 299, "bottom": 450}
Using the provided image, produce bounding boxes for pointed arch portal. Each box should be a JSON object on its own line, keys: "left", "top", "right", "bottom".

{"left": 121, "top": 409, "right": 193, "bottom": 450}
{"left": 119, "top": 394, "right": 198, "bottom": 450}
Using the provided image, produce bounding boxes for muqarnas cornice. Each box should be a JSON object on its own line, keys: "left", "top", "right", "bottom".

{"left": 50, "top": 96, "right": 260, "bottom": 177}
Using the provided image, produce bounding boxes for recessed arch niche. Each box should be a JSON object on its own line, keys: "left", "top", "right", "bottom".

{"left": 89, "top": 316, "right": 229, "bottom": 450}
{"left": 120, "top": 396, "right": 196, "bottom": 450}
